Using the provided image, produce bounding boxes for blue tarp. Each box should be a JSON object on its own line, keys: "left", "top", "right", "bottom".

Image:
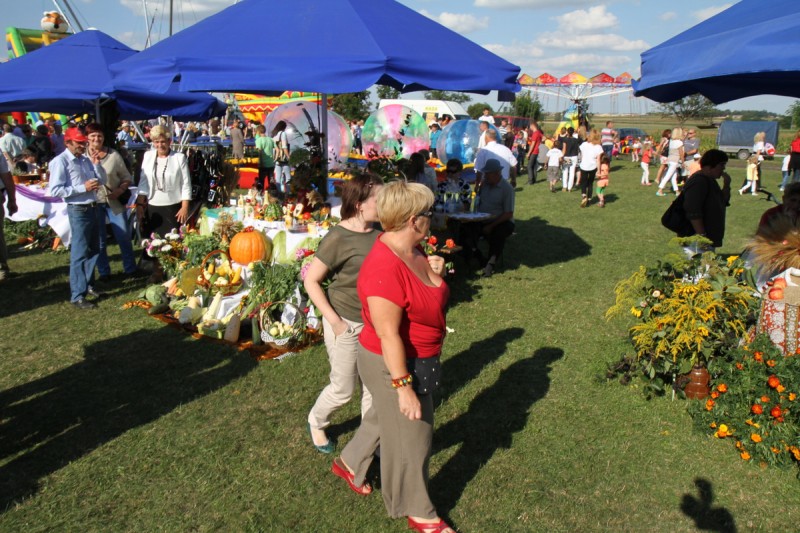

{"left": 0, "top": 30, "right": 227, "bottom": 120}
{"left": 632, "top": 0, "right": 800, "bottom": 104}
{"left": 110, "top": 0, "right": 520, "bottom": 95}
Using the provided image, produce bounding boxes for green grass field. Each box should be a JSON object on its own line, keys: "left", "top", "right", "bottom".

{"left": 2, "top": 159, "right": 800, "bottom": 532}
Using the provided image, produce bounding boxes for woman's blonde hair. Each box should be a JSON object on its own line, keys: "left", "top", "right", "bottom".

{"left": 149, "top": 125, "right": 170, "bottom": 142}
{"left": 377, "top": 180, "right": 434, "bottom": 232}
{"left": 754, "top": 131, "right": 766, "bottom": 143}
{"left": 588, "top": 129, "right": 601, "bottom": 144}
{"left": 672, "top": 127, "right": 683, "bottom": 139}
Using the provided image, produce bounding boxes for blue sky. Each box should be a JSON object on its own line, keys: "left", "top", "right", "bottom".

{"left": 2, "top": 0, "right": 795, "bottom": 114}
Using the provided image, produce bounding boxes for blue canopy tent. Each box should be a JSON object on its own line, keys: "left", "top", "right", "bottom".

{"left": 0, "top": 29, "right": 227, "bottom": 120}
{"left": 109, "top": 0, "right": 520, "bottom": 95}
{"left": 632, "top": 0, "right": 800, "bottom": 104}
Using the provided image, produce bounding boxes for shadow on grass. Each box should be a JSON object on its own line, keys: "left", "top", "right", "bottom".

{"left": 430, "top": 347, "right": 563, "bottom": 514}
{"left": 680, "top": 478, "right": 737, "bottom": 533}
{"left": 505, "top": 216, "right": 591, "bottom": 271}
{"left": 0, "top": 262, "right": 70, "bottom": 319}
{"left": 0, "top": 327, "right": 257, "bottom": 511}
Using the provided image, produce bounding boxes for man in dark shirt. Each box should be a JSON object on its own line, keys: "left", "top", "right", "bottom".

{"left": 682, "top": 149, "right": 731, "bottom": 249}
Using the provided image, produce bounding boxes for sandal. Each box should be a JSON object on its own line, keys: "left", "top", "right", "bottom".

{"left": 331, "top": 457, "right": 372, "bottom": 496}
{"left": 407, "top": 517, "right": 454, "bottom": 533}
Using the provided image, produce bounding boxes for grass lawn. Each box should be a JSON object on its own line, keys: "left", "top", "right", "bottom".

{"left": 2, "top": 158, "right": 800, "bottom": 532}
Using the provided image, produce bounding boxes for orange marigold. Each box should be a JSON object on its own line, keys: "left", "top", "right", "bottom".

{"left": 705, "top": 399, "right": 715, "bottom": 411}
{"left": 791, "top": 447, "right": 800, "bottom": 461}
{"left": 740, "top": 451, "right": 751, "bottom": 461}
{"left": 717, "top": 383, "right": 728, "bottom": 393}
{"left": 754, "top": 352, "right": 764, "bottom": 362}
{"left": 770, "top": 405, "right": 783, "bottom": 418}
{"left": 761, "top": 395, "right": 771, "bottom": 403}
{"left": 777, "top": 385, "right": 786, "bottom": 393}
{"left": 768, "top": 375, "right": 781, "bottom": 389}
{"left": 711, "top": 391, "right": 720, "bottom": 399}
{"left": 771, "top": 447, "right": 781, "bottom": 454}
{"left": 735, "top": 362, "right": 744, "bottom": 370}
{"left": 766, "top": 359, "right": 777, "bottom": 367}
{"left": 790, "top": 393, "right": 797, "bottom": 402}
{"left": 750, "top": 433, "right": 763, "bottom": 443}
{"left": 751, "top": 404, "right": 764, "bottom": 415}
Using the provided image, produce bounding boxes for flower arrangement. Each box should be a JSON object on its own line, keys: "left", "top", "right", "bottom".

{"left": 142, "top": 229, "right": 184, "bottom": 278}
{"left": 421, "top": 234, "right": 457, "bottom": 275}
{"left": 606, "top": 238, "right": 758, "bottom": 395}
{"left": 688, "top": 333, "right": 800, "bottom": 470}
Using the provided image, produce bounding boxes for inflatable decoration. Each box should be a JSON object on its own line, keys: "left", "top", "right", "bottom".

{"left": 362, "top": 105, "right": 429, "bottom": 159}
{"left": 263, "top": 102, "right": 352, "bottom": 169}
{"left": 435, "top": 119, "right": 500, "bottom": 165}
{"left": 41, "top": 11, "right": 69, "bottom": 33}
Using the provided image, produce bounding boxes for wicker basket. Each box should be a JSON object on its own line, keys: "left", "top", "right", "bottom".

{"left": 259, "top": 301, "right": 307, "bottom": 350}
{"left": 197, "top": 249, "right": 243, "bottom": 296}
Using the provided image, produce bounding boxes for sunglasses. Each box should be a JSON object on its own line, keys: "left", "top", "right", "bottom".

{"left": 416, "top": 210, "right": 433, "bottom": 218}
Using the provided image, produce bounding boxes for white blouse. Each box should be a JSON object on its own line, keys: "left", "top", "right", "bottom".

{"left": 138, "top": 150, "right": 192, "bottom": 206}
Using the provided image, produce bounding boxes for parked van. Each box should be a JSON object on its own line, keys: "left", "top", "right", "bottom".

{"left": 378, "top": 99, "right": 470, "bottom": 123}
{"left": 717, "top": 120, "right": 779, "bottom": 159}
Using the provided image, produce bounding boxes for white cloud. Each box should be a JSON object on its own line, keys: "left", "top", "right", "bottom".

{"left": 659, "top": 11, "right": 677, "bottom": 21}
{"left": 419, "top": 10, "right": 489, "bottom": 34}
{"left": 537, "top": 32, "right": 648, "bottom": 52}
{"left": 116, "top": 31, "right": 145, "bottom": 51}
{"left": 520, "top": 53, "right": 632, "bottom": 74}
{"left": 693, "top": 4, "right": 733, "bottom": 22}
{"left": 120, "top": 0, "right": 231, "bottom": 17}
{"left": 474, "top": 0, "right": 595, "bottom": 7}
{"left": 554, "top": 6, "right": 618, "bottom": 32}
{"left": 483, "top": 42, "right": 545, "bottom": 65}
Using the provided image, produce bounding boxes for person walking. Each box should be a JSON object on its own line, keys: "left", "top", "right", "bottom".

{"left": 525, "top": 122, "right": 543, "bottom": 185}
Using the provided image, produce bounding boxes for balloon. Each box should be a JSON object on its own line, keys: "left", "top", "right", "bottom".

{"left": 263, "top": 102, "right": 352, "bottom": 169}
{"left": 362, "top": 105, "right": 430, "bottom": 159}
{"left": 436, "top": 119, "right": 500, "bottom": 165}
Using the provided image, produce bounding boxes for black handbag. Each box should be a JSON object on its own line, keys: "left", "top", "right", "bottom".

{"left": 406, "top": 356, "right": 442, "bottom": 395}
{"left": 661, "top": 193, "right": 693, "bottom": 235}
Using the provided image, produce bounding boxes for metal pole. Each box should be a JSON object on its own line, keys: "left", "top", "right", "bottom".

{"left": 169, "top": 0, "right": 174, "bottom": 36}
{"left": 142, "top": 0, "right": 151, "bottom": 48}
{"left": 56, "top": 0, "right": 84, "bottom": 32}
{"left": 321, "top": 94, "right": 329, "bottom": 182}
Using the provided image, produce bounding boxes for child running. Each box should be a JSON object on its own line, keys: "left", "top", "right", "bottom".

{"left": 596, "top": 155, "right": 611, "bottom": 207}
{"left": 739, "top": 154, "right": 759, "bottom": 196}
{"left": 641, "top": 141, "right": 653, "bottom": 185}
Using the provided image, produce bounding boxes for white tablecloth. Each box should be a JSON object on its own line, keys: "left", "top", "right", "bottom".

{"left": 9, "top": 183, "right": 71, "bottom": 246}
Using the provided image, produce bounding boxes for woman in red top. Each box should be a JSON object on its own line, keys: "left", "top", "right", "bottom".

{"left": 332, "top": 181, "right": 453, "bottom": 533}
{"left": 789, "top": 130, "right": 800, "bottom": 183}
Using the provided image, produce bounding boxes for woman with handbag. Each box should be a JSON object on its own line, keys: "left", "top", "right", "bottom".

{"left": 304, "top": 174, "right": 384, "bottom": 453}
{"left": 271, "top": 121, "right": 291, "bottom": 197}
{"left": 135, "top": 125, "right": 191, "bottom": 281}
{"left": 85, "top": 123, "right": 139, "bottom": 279}
{"left": 332, "top": 181, "right": 454, "bottom": 533}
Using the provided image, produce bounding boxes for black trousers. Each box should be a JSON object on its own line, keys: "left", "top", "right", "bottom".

{"left": 581, "top": 168, "right": 597, "bottom": 198}
{"left": 460, "top": 219, "right": 515, "bottom": 262}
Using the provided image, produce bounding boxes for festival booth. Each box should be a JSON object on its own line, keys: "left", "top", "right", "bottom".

{"left": 105, "top": 0, "right": 520, "bottom": 358}
{"left": 605, "top": 0, "right": 800, "bottom": 469}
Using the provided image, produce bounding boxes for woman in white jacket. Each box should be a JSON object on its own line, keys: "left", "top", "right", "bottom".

{"left": 136, "top": 125, "right": 191, "bottom": 237}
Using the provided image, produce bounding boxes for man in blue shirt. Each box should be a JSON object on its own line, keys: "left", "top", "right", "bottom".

{"left": 48, "top": 127, "right": 107, "bottom": 309}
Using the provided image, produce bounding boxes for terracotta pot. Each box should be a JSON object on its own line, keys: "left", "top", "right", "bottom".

{"left": 684, "top": 365, "right": 710, "bottom": 399}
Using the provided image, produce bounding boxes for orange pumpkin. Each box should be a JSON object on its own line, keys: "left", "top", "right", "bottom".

{"left": 229, "top": 227, "right": 272, "bottom": 265}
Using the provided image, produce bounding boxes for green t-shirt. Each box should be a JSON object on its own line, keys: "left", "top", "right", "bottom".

{"left": 255, "top": 135, "right": 275, "bottom": 168}
{"left": 314, "top": 225, "right": 380, "bottom": 322}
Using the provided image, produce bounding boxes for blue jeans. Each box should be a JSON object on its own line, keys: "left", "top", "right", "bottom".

{"left": 781, "top": 171, "right": 791, "bottom": 190}
{"left": 275, "top": 163, "right": 291, "bottom": 194}
{"left": 96, "top": 204, "right": 137, "bottom": 276}
{"left": 602, "top": 144, "right": 613, "bottom": 159}
{"left": 67, "top": 203, "right": 100, "bottom": 302}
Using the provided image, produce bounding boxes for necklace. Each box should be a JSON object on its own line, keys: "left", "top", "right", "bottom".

{"left": 154, "top": 152, "right": 169, "bottom": 192}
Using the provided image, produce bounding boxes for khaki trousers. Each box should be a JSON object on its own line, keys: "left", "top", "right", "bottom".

{"left": 307, "top": 317, "right": 372, "bottom": 430}
{"left": 341, "top": 345, "right": 436, "bottom": 520}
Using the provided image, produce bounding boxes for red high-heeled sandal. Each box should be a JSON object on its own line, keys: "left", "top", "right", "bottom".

{"left": 331, "top": 457, "right": 372, "bottom": 496}
{"left": 407, "top": 517, "right": 454, "bottom": 533}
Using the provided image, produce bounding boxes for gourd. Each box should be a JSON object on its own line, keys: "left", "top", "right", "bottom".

{"left": 224, "top": 314, "right": 241, "bottom": 343}
{"left": 229, "top": 227, "right": 272, "bottom": 265}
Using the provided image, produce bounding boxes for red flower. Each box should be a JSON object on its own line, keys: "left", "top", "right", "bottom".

{"left": 302, "top": 212, "right": 312, "bottom": 220}
{"left": 770, "top": 405, "right": 783, "bottom": 418}
{"left": 427, "top": 236, "right": 438, "bottom": 246}
{"left": 754, "top": 352, "right": 764, "bottom": 362}
{"left": 445, "top": 239, "right": 456, "bottom": 249}
{"left": 751, "top": 404, "right": 764, "bottom": 415}
{"left": 768, "top": 375, "right": 781, "bottom": 389}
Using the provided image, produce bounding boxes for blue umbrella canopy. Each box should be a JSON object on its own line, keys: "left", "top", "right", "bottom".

{"left": 110, "top": 0, "right": 520, "bottom": 95}
{"left": 632, "top": 0, "right": 800, "bottom": 104}
{"left": 0, "top": 29, "right": 227, "bottom": 120}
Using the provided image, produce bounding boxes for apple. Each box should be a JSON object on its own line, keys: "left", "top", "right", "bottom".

{"left": 768, "top": 287, "right": 784, "bottom": 300}
{"left": 772, "top": 278, "right": 788, "bottom": 289}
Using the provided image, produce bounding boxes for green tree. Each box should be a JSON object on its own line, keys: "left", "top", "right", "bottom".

{"left": 376, "top": 86, "right": 401, "bottom": 102}
{"left": 330, "top": 91, "right": 371, "bottom": 121}
{"left": 658, "top": 95, "right": 715, "bottom": 125}
{"left": 467, "top": 102, "right": 493, "bottom": 119}
{"left": 787, "top": 101, "right": 800, "bottom": 129}
{"left": 508, "top": 92, "right": 542, "bottom": 121}
{"left": 423, "top": 90, "right": 472, "bottom": 105}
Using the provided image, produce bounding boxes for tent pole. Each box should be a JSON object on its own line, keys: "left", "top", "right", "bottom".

{"left": 321, "top": 93, "right": 329, "bottom": 182}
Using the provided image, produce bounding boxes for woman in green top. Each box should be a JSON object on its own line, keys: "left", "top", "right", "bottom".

{"left": 304, "top": 173, "right": 384, "bottom": 453}
{"left": 254, "top": 125, "right": 275, "bottom": 191}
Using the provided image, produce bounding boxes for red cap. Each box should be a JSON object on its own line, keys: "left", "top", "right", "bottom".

{"left": 64, "top": 127, "right": 88, "bottom": 143}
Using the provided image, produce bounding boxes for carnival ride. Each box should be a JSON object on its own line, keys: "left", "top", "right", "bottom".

{"left": 518, "top": 72, "right": 635, "bottom": 134}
